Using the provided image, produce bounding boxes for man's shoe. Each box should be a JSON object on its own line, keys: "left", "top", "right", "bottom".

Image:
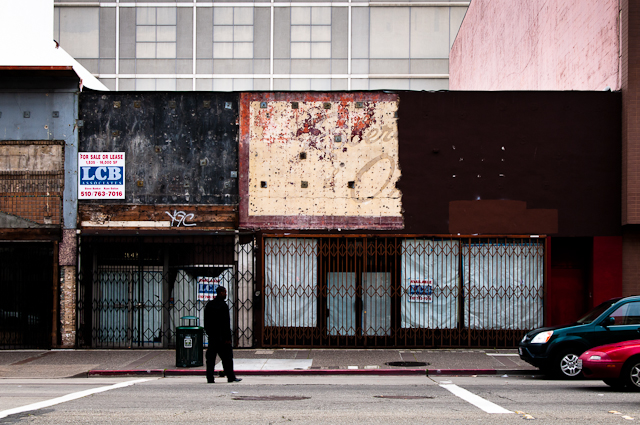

{"left": 228, "top": 378, "right": 242, "bottom": 383}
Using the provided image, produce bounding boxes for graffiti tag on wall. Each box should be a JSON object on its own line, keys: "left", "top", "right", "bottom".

{"left": 166, "top": 210, "right": 196, "bottom": 227}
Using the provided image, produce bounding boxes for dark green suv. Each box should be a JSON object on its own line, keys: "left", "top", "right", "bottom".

{"left": 519, "top": 296, "right": 640, "bottom": 378}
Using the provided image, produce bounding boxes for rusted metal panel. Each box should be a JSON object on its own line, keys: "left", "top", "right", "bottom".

{"left": 239, "top": 92, "right": 403, "bottom": 230}
{"left": 0, "top": 141, "right": 64, "bottom": 228}
{"left": 79, "top": 92, "right": 239, "bottom": 206}
{"left": 78, "top": 204, "right": 237, "bottom": 230}
{"left": 0, "top": 228, "right": 61, "bottom": 241}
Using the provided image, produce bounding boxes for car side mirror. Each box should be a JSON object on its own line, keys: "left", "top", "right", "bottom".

{"left": 602, "top": 316, "right": 615, "bottom": 327}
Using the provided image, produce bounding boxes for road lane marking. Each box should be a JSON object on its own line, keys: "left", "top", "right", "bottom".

{"left": 486, "top": 353, "right": 519, "bottom": 357}
{"left": 0, "top": 378, "right": 153, "bottom": 420}
{"left": 439, "top": 383, "right": 513, "bottom": 414}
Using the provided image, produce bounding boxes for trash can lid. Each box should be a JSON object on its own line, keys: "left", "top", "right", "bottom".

{"left": 181, "top": 316, "right": 198, "bottom": 320}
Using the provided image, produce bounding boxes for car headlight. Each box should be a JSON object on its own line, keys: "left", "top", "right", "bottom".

{"left": 589, "top": 355, "right": 602, "bottom": 360}
{"left": 521, "top": 335, "right": 528, "bottom": 343}
{"left": 530, "top": 330, "right": 553, "bottom": 344}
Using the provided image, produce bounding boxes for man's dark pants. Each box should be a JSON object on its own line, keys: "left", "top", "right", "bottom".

{"left": 206, "top": 343, "right": 236, "bottom": 382}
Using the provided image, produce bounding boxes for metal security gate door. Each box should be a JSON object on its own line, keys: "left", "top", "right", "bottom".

{"left": 95, "top": 267, "right": 163, "bottom": 347}
{"left": 263, "top": 238, "right": 395, "bottom": 346}
{"left": 263, "top": 237, "right": 397, "bottom": 347}
{"left": 262, "top": 236, "right": 545, "bottom": 348}
{"left": 324, "top": 239, "right": 393, "bottom": 341}
{"left": 77, "top": 235, "right": 256, "bottom": 348}
{"left": 0, "top": 243, "right": 53, "bottom": 349}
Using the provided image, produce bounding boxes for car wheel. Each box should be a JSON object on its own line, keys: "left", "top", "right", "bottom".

{"left": 603, "top": 378, "right": 624, "bottom": 389}
{"left": 555, "top": 349, "right": 583, "bottom": 379}
{"left": 621, "top": 359, "right": 640, "bottom": 391}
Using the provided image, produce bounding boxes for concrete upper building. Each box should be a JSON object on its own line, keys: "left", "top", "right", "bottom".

{"left": 449, "top": 0, "right": 620, "bottom": 91}
{"left": 53, "top": 0, "right": 468, "bottom": 92}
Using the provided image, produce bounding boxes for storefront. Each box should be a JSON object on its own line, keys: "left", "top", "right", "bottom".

{"left": 76, "top": 233, "right": 255, "bottom": 348}
{"left": 260, "top": 236, "right": 544, "bottom": 347}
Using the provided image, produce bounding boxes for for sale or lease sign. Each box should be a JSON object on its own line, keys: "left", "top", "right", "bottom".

{"left": 409, "top": 279, "right": 433, "bottom": 303}
{"left": 78, "top": 152, "right": 125, "bottom": 199}
{"left": 198, "top": 276, "right": 221, "bottom": 301}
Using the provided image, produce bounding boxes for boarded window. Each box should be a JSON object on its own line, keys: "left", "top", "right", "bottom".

{"left": 463, "top": 240, "right": 544, "bottom": 330}
{"left": 264, "top": 238, "right": 318, "bottom": 327}
{"left": 401, "top": 239, "right": 459, "bottom": 329}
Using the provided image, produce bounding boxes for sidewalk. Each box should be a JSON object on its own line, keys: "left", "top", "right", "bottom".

{"left": 0, "top": 348, "right": 539, "bottom": 379}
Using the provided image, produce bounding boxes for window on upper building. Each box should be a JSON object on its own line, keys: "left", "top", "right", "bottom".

{"left": 136, "top": 7, "right": 177, "bottom": 59}
{"left": 213, "top": 7, "right": 254, "bottom": 59}
{"left": 291, "top": 7, "right": 331, "bottom": 59}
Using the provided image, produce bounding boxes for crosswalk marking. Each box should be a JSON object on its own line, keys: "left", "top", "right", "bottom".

{"left": 218, "top": 359, "right": 313, "bottom": 370}
{"left": 439, "top": 383, "right": 513, "bottom": 414}
{"left": 0, "top": 378, "right": 153, "bottom": 420}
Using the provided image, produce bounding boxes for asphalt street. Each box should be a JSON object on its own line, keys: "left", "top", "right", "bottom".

{"left": 1, "top": 375, "right": 639, "bottom": 424}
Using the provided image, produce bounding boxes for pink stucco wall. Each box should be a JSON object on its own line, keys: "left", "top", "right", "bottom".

{"left": 450, "top": 0, "right": 620, "bottom": 91}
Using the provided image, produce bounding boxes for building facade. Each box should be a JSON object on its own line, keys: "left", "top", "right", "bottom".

{"left": 0, "top": 68, "right": 81, "bottom": 349}
{"left": 53, "top": 0, "right": 468, "bottom": 92}
{"left": 449, "top": 0, "right": 630, "bottom": 311}
{"left": 69, "top": 89, "right": 621, "bottom": 349}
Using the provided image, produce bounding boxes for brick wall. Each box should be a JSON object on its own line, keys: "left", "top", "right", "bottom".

{"left": 60, "top": 265, "right": 76, "bottom": 348}
{"left": 622, "top": 0, "right": 640, "bottom": 225}
{"left": 450, "top": 0, "right": 620, "bottom": 91}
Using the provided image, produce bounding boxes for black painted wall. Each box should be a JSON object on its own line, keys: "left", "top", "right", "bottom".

{"left": 79, "top": 92, "right": 239, "bottom": 205}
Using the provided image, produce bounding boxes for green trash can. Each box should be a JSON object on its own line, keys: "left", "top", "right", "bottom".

{"left": 175, "top": 316, "right": 204, "bottom": 367}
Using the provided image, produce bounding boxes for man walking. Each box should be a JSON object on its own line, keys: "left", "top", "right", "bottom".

{"left": 204, "top": 286, "right": 242, "bottom": 383}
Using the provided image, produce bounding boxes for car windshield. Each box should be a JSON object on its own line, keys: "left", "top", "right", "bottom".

{"left": 575, "top": 298, "right": 622, "bottom": 324}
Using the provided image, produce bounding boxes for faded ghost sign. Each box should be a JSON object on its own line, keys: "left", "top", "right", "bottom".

{"left": 239, "top": 93, "right": 403, "bottom": 230}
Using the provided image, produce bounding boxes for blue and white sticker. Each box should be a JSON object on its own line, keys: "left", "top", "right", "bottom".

{"left": 198, "top": 277, "right": 221, "bottom": 301}
{"left": 408, "top": 279, "right": 433, "bottom": 303}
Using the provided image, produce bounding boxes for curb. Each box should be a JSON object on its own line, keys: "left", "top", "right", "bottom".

{"left": 88, "top": 368, "right": 541, "bottom": 377}
{"left": 427, "top": 369, "right": 542, "bottom": 376}
{"left": 165, "top": 368, "right": 427, "bottom": 376}
{"left": 88, "top": 369, "right": 165, "bottom": 377}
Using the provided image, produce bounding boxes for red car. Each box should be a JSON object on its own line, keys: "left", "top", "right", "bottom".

{"left": 579, "top": 339, "right": 640, "bottom": 390}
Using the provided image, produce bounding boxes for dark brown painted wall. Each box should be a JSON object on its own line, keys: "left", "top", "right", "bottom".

{"left": 397, "top": 91, "right": 622, "bottom": 237}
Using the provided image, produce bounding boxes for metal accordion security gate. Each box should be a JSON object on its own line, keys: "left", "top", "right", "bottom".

{"left": 261, "top": 236, "right": 545, "bottom": 348}
{"left": 76, "top": 234, "right": 255, "bottom": 348}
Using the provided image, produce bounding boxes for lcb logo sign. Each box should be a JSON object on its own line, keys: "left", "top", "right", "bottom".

{"left": 78, "top": 152, "right": 126, "bottom": 199}
{"left": 80, "top": 166, "right": 124, "bottom": 185}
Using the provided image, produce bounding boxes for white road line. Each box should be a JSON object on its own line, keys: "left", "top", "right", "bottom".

{"left": 440, "top": 383, "right": 513, "bottom": 414}
{"left": 0, "top": 378, "right": 153, "bottom": 420}
{"left": 486, "top": 353, "right": 519, "bottom": 357}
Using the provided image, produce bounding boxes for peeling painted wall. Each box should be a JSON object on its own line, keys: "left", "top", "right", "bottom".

{"left": 0, "top": 144, "right": 63, "bottom": 172}
{"left": 240, "top": 93, "right": 403, "bottom": 230}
